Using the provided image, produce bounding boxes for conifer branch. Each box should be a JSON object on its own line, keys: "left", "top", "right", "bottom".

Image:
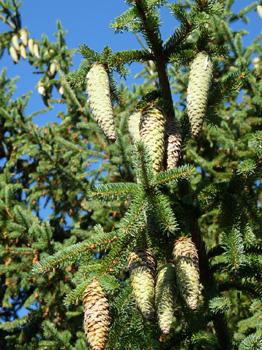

{"left": 33, "top": 232, "right": 118, "bottom": 273}
{"left": 89, "top": 183, "right": 141, "bottom": 201}
{"left": 146, "top": 188, "right": 178, "bottom": 233}
{"left": 154, "top": 165, "right": 195, "bottom": 186}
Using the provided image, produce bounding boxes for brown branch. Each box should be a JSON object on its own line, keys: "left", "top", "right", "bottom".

{"left": 0, "top": 14, "right": 16, "bottom": 29}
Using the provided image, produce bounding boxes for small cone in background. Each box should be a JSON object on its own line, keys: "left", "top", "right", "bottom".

{"left": 173, "top": 237, "right": 200, "bottom": 310}
{"left": 28, "top": 38, "right": 34, "bottom": 56}
{"left": 9, "top": 46, "right": 19, "bottom": 64}
{"left": 155, "top": 263, "right": 177, "bottom": 334}
{"left": 257, "top": 5, "right": 262, "bottom": 20}
{"left": 20, "top": 28, "right": 28, "bottom": 46}
{"left": 55, "top": 83, "right": 64, "bottom": 96}
{"left": 187, "top": 51, "right": 213, "bottom": 138}
{"left": 11, "top": 34, "right": 20, "bottom": 51}
{"left": 164, "top": 119, "right": 182, "bottom": 170}
{"left": 128, "top": 110, "right": 142, "bottom": 143}
{"left": 83, "top": 279, "right": 110, "bottom": 350}
{"left": 49, "top": 62, "right": 56, "bottom": 77}
{"left": 139, "top": 104, "right": 165, "bottom": 174}
{"left": 86, "top": 64, "right": 116, "bottom": 142}
{"left": 37, "top": 82, "right": 46, "bottom": 96}
{"left": 33, "top": 43, "right": 40, "bottom": 58}
{"left": 20, "top": 44, "right": 27, "bottom": 60}
{"left": 128, "top": 247, "right": 155, "bottom": 320}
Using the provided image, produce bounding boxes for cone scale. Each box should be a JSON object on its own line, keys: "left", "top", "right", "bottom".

{"left": 187, "top": 51, "right": 213, "bottom": 137}
{"left": 173, "top": 237, "right": 200, "bottom": 310}
{"left": 83, "top": 279, "right": 110, "bottom": 350}
{"left": 128, "top": 247, "right": 155, "bottom": 321}
{"left": 86, "top": 64, "right": 116, "bottom": 142}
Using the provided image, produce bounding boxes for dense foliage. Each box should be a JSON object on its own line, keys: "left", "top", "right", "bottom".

{"left": 0, "top": 1, "right": 262, "bottom": 349}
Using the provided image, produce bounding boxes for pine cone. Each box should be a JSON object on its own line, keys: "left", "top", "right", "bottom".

{"left": 155, "top": 263, "right": 177, "bottom": 334}
{"left": 20, "top": 44, "right": 27, "bottom": 60}
{"left": 33, "top": 43, "right": 40, "bottom": 58}
{"left": 28, "top": 38, "right": 34, "bottom": 56}
{"left": 86, "top": 64, "right": 116, "bottom": 142}
{"left": 139, "top": 104, "right": 165, "bottom": 174}
{"left": 187, "top": 51, "right": 213, "bottom": 137}
{"left": 164, "top": 120, "right": 182, "bottom": 170}
{"left": 11, "top": 34, "right": 20, "bottom": 51}
{"left": 128, "top": 110, "right": 142, "bottom": 143}
{"left": 9, "top": 46, "right": 19, "bottom": 64}
{"left": 83, "top": 279, "right": 110, "bottom": 350}
{"left": 173, "top": 237, "right": 200, "bottom": 310}
{"left": 128, "top": 247, "right": 155, "bottom": 320}
{"left": 20, "top": 28, "right": 28, "bottom": 46}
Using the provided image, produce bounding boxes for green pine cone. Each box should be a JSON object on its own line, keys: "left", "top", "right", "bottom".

{"left": 164, "top": 120, "right": 182, "bottom": 170}
{"left": 155, "top": 263, "right": 177, "bottom": 334}
{"left": 128, "top": 110, "right": 142, "bottom": 143}
{"left": 173, "top": 237, "right": 200, "bottom": 310}
{"left": 83, "top": 279, "right": 111, "bottom": 350}
{"left": 128, "top": 247, "right": 155, "bottom": 320}
{"left": 86, "top": 64, "right": 116, "bottom": 142}
{"left": 187, "top": 51, "right": 213, "bottom": 137}
{"left": 140, "top": 104, "right": 165, "bottom": 174}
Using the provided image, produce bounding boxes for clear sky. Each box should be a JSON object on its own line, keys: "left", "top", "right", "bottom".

{"left": 1, "top": 0, "right": 261, "bottom": 126}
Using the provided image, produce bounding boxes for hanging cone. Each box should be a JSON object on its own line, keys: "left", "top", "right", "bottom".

{"left": 128, "top": 247, "right": 155, "bottom": 320}
{"left": 86, "top": 64, "right": 116, "bottom": 142}
{"left": 9, "top": 46, "right": 19, "bottom": 64}
{"left": 164, "top": 119, "right": 182, "bottom": 170}
{"left": 83, "top": 279, "right": 111, "bottom": 350}
{"left": 11, "top": 34, "right": 20, "bottom": 51}
{"left": 28, "top": 38, "right": 34, "bottom": 56}
{"left": 187, "top": 51, "right": 213, "bottom": 137}
{"left": 128, "top": 110, "right": 142, "bottom": 143}
{"left": 48, "top": 62, "right": 56, "bottom": 77}
{"left": 139, "top": 104, "right": 165, "bottom": 174}
{"left": 155, "top": 263, "right": 177, "bottom": 334}
{"left": 33, "top": 43, "right": 40, "bottom": 58}
{"left": 20, "top": 44, "right": 27, "bottom": 60}
{"left": 173, "top": 237, "right": 200, "bottom": 310}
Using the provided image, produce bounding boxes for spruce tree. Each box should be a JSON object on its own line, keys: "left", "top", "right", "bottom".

{"left": 0, "top": 1, "right": 262, "bottom": 349}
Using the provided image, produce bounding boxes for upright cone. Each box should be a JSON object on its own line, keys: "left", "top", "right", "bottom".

{"left": 155, "top": 263, "right": 177, "bottom": 334}
{"left": 164, "top": 120, "right": 182, "bottom": 169}
{"left": 187, "top": 51, "right": 213, "bottom": 137}
{"left": 128, "top": 247, "right": 155, "bottom": 320}
{"left": 83, "top": 279, "right": 110, "bottom": 350}
{"left": 173, "top": 237, "right": 200, "bottom": 310}
{"left": 139, "top": 104, "right": 165, "bottom": 174}
{"left": 86, "top": 64, "right": 116, "bottom": 142}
